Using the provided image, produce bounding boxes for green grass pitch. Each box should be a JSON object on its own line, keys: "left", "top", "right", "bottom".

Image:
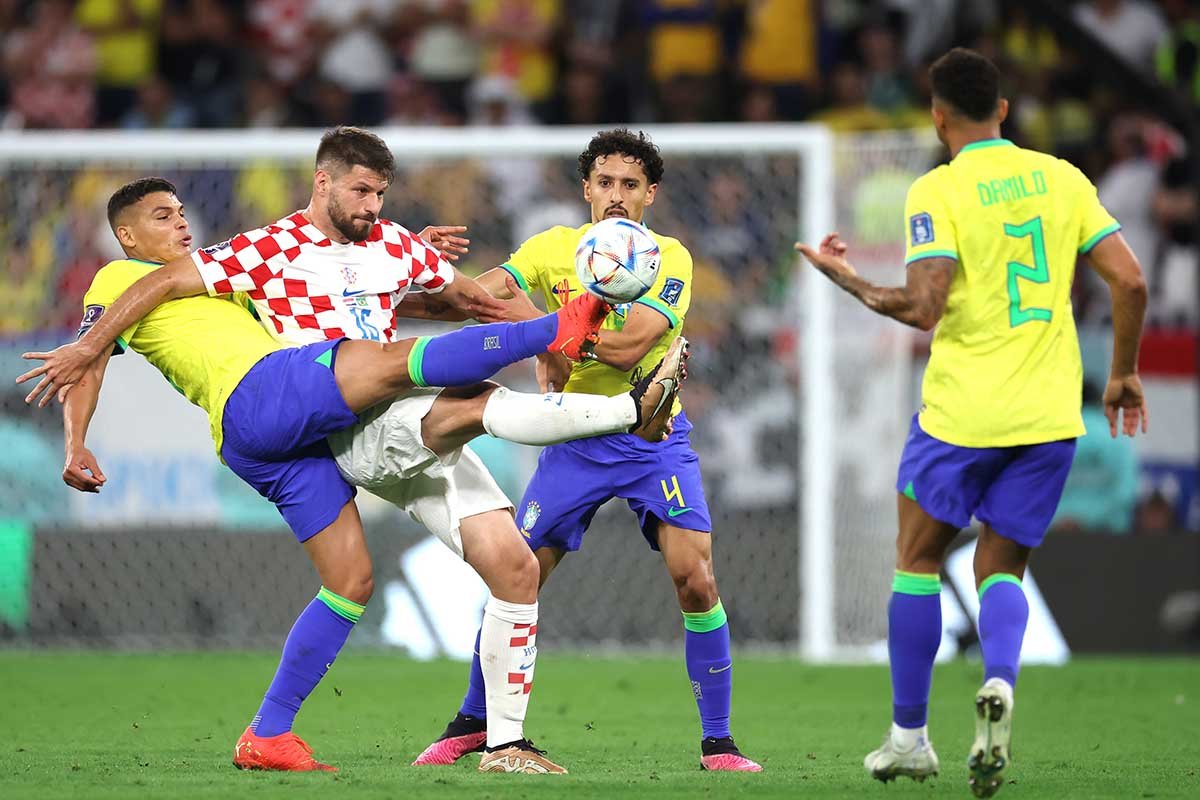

{"left": 1, "top": 652, "right": 1196, "bottom": 799}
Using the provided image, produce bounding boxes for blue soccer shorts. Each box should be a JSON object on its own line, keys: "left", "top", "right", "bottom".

{"left": 516, "top": 410, "right": 713, "bottom": 552}
{"left": 221, "top": 338, "right": 359, "bottom": 542}
{"left": 896, "top": 413, "right": 1077, "bottom": 547}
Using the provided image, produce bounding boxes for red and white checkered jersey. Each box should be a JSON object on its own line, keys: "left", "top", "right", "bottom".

{"left": 192, "top": 211, "right": 454, "bottom": 346}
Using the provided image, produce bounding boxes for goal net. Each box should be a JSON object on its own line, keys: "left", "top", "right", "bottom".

{"left": 0, "top": 125, "right": 942, "bottom": 660}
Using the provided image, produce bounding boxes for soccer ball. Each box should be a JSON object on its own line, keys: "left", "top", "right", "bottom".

{"left": 574, "top": 218, "right": 661, "bottom": 304}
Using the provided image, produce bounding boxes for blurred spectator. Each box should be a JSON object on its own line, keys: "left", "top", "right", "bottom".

{"left": 885, "top": 0, "right": 997, "bottom": 66}
{"left": 473, "top": 0, "right": 560, "bottom": 121}
{"left": 1052, "top": 381, "right": 1139, "bottom": 534}
{"left": 468, "top": 75, "right": 541, "bottom": 221}
{"left": 242, "top": 75, "right": 294, "bottom": 127}
{"left": 405, "top": 0, "right": 478, "bottom": 123}
{"left": 247, "top": 0, "right": 316, "bottom": 89}
{"left": 120, "top": 73, "right": 195, "bottom": 128}
{"left": 695, "top": 169, "right": 771, "bottom": 297}
{"left": 383, "top": 74, "right": 448, "bottom": 126}
{"left": 859, "top": 22, "right": 915, "bottom": 115}
{"left": 2, "top": 0, "right": 97, "bottom": 129}
{"left": 309, "top": 0, "right": 399, "bottom": 125}
{"left": 1090, "top": 115, "right": 1161, "bottom": 321}
{"left": 739, "top": 83, "right": 780, "bottom": 123}
{"left": 738, "top": 0, "right": 818, "bottom": 120}
{"left": 1136, "top": 490, "right": 1180, "bottom": 535}
{"left": 158, "top": 0, "right": 243, "bottom": 127}
{"left": 1072, "top": 0, "right": 1167, "bottom": 75}
{"left": 811, "top": 61, "right": 892, "bottom": 132}
{"left": 1150, "top": 157, "right": 1199, "bottom": 326}
{"left": 640, "top": 0, "right": 720, "bottom": 121}
{"left": 1155, "top": 0, "right": 1200, "bottom": 104}
{"left": 75, "top": 0, "right": 162, "bottom": 125}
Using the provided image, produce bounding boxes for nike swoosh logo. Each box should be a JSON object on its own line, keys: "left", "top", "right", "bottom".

{"left": 708, "top": 663, "right": 732, "bottom": 674}
{"left": 667, "top": 506, "right": 692, "bottom": 517}
{"left": 518, "top": 662, "right": 535, "bottom": 670}
{"left": 342, "top": 288, "right": 365, "bottom": 297}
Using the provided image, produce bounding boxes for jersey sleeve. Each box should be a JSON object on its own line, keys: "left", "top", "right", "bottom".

{"left": 1071, "top": 166, "right": 1122, "bottom": 253}
{"left": 634, "top": 240, "right": 692, "bottom": 329}
{"left": 903, "top": 173, "right": 960, "bottom": 265}
{"left": 405, "top": 234, "right": 455, "bottom": 295}
{"left": 191, "top": 228, "right": 286, "bottom": 296}
{"left": 499, "top": 232, "right": 547, "bottom": 295}
{"left": 79, "top": 262, "right": 146, "bottom": 355}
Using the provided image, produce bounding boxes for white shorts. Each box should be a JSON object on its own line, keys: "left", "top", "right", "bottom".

{"left": 327, "top": 388, "right": 513, "bottom": 558}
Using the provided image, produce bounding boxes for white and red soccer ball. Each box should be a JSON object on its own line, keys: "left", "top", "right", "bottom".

{"left": 574, "top": 218, "right": 661, "bottom": 304}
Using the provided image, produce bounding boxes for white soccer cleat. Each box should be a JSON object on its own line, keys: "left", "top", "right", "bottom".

{"left": 968, "top": 678, "right": 1014, "bottom": 798}
{"left": 863, "top": 728, "right": 940, "bottom": 783}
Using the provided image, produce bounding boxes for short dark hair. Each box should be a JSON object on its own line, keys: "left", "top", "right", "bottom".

{"left": 929, "top": 48, "right": 1001, "bottom": 123}
{"left": 315, "top": 126, "right": 395, "bottom": 184}
{"left": 107, "top": 177, "right": 178, "bottom": 230}
{"left": 578, "top": 129, "right": 664, "bottom": 185}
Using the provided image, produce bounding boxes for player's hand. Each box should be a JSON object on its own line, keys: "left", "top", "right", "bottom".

{"left": 473, "top": 275, "right": 544, "bottom": 323}
{"left": 795, "top": 233, "right": 858, "bottom": 281}
{"left": 536, "top": 351, "right": 572, "bottom": 392}
{"left": 63, "top": 446, "right": 106, "bottom": 493}
{"left": 16, "top": 341, "right": 98, "bottom": 408}
{"left": 418, "top": 225, "right": 470, "bottom": 262}
{"left": 1103, "top": 373, "right": 1149, "bottom": 437}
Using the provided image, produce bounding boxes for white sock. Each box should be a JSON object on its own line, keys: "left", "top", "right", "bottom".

{"left": 890, "top": 722, "right": 929, "bottom": 750}
{"left": 481, "top": 386, "right": 636, "bottom": 445}
{"left": 479, "top": 596, "right": 539, "bottom": 748}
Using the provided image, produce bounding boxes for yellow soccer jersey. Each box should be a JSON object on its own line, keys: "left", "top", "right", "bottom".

{"left": 501, "top": 223, "right": 691, "bottom": 410}
{"left": 904, "top": 138, "right": 1120, "bottom": 447}
{"left": 80, "top": 259, "right": 283, "bottom": 453}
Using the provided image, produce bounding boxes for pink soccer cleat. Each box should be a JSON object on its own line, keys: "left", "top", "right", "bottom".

{"left": 412, "top": 713, "right": 488, "bottom": 766}
{"left": 699, "top": 736, "right": 763, "bottom": 772}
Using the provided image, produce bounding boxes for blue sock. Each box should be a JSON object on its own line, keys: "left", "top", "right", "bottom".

{"left": 978, "top": 573, "right": 1028, "bottom": 687}
{"left": 683, "top": 600, "right": 733, "bottom": 739}
{"left": 409, "top": 316, "right": 559, "bottom": 388}
{"left": 251, "top": 587, "right": 365, "bottom": 737}
{"left": 458, "top": 627, "right": 487, "bottom": 718}
{"left": 889, "top": 571, "right": 943, "bottom": 728}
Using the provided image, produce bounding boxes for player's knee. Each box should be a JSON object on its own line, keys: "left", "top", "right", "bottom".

{"left": 330, "top": 569, "right": 374, "bottom": 606}
{"left": 379, "top": 340, "right": 417, "bottom": 393}
{"left": 511, "top": 547, "right": 540, "bottom": 600}
{"left": 673, "top": 566, "right": 718, "bottom": 612}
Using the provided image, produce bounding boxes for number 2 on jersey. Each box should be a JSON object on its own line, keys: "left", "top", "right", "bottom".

{"left": 1003, "top": 217, "right": 1052, "bottom": 327}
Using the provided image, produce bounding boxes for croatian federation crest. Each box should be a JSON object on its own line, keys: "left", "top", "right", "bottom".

{"left": 522, "top": 501, "right": 541, "bottom": 531}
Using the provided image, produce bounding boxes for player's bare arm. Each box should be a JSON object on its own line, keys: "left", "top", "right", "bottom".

{"left": 17, "top": 256, "right": 206, "bottom": 406}
{"left": 61, "top": 347, "right": 113, "bottom": 493}
{"left": 1084, "top": 231, "right": 1149, "bottom": 437}
{"left": 796, "top": 233, "right": 955, "bottom": 331}
{"left": 591, "top": 304, "right": 669, "bottom": 371}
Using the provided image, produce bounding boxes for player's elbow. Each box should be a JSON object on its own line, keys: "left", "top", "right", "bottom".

{"left": 1115, "top": 269, "right": 1148, "bottom": 304}
{"left": 913, "top": 309, "right": 942, "bottom": 332}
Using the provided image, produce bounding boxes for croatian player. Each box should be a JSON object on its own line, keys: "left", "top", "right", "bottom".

{"left": 796, "top": 49, "right": 1148, "bottom": 797}
{"left": 413, "top": 129, "right": 761, "bottom": 772}
{"left": 18, "top": 174, "right": 624, "bottom": 775}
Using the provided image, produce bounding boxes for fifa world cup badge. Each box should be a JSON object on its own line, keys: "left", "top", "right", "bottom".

{"left": 522, "top": 501, "right": 541, "bottom": 531}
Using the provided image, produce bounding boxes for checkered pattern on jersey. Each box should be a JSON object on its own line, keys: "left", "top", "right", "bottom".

{"left": 192, "top": 212, "right": 453, "bottom": 346}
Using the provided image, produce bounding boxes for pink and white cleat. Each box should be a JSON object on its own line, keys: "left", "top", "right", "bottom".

{"left": 412, "top": 713, "right": 487, "bottom": 766}
{"left": 699, "top": 736, "right": 763, "bottom": 772}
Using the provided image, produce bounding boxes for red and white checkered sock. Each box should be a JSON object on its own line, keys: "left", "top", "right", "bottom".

{"left": 479, "top": 596, "right": 538, "bottom": 748}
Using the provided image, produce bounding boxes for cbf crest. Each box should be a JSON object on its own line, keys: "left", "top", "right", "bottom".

{"left": 522, "top": 501, "right": 541, "bottom": 531}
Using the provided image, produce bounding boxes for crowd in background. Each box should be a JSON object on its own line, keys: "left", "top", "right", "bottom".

{"left": 0, "top": 0, "right": 1197, "bottom": 535}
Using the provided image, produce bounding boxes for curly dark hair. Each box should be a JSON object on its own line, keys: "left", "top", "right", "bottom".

{"left": 106, "top": 177, "right": 179, "bottom": 231}
{"left": 316, "top": 125, "right": 396, "bottom": 184}
{"left": 577, "top": 129, "right": 664, "bottom": 185}
{"left": 929, "top": 48, "right": 1001, "bottom": 123}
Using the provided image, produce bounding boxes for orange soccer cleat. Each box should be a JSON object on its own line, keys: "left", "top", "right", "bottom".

{"left": 232, "top": 726, "right": 338, "bottom": 772}
{"left": 548, "top": 292, "right": 611, "bottom": 361}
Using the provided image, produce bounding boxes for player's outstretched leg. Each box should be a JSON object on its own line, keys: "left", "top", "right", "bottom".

{"left": 333, "top": 293, "right": 611, "bottom": 414}
{"left": 969, "top": 571, "right": 1028, "bottom": 797}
